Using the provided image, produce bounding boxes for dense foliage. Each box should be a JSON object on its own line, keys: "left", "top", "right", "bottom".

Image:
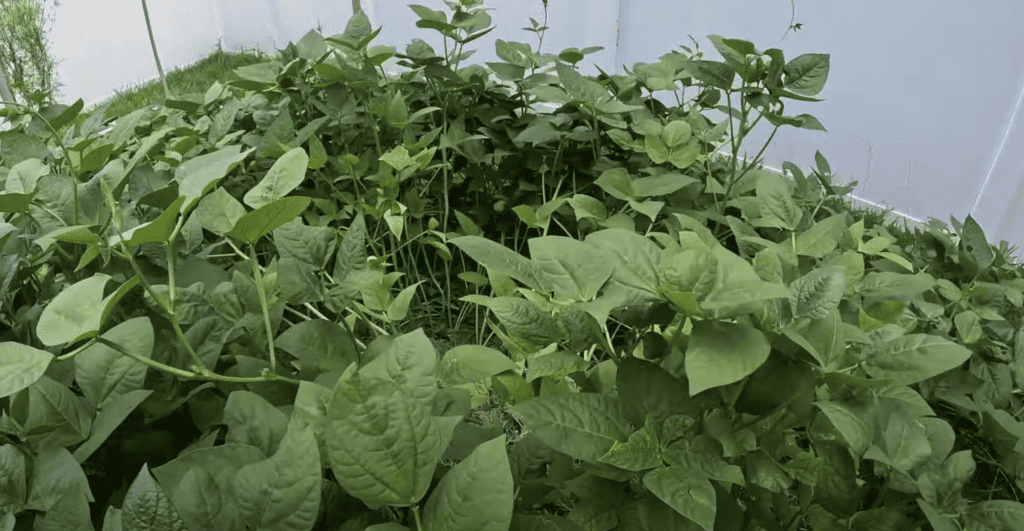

{"left": 2, "top": 1, "right": 1024, "bottom": 529}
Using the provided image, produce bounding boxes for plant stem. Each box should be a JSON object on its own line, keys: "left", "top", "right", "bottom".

{"left": 139, "top": 0, "right": 170, "bottom": 101}
{"left": 249, "top": 242, "right": 279, "bottom": 373}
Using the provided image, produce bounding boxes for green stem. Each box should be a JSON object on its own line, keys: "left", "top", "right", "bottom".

{"left": 249, "top": 243, "right": 278, "bottom": 373}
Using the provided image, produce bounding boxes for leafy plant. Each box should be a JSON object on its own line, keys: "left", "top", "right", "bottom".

{"left": 2, "top": 1, "right": 1024, "bottom": 530}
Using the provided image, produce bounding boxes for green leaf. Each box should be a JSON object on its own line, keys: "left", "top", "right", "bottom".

{"left": 632, "top": 173, "right": 699, "bottom": 198}
{"left": 685, "top": 60, "right": 735, "bottom": 90}
{"left": 175, "top": 145, "right": 251, "bottom": 213}
{"left": 333, "top": 214, "right": 368, "bottom": 281}
{"left": 756, "top": 173, "right": 801, "bottom": 231}
{"left": 529, "top": 236, "right": 614, "bottom": 300}
{"left": 273, "top": 218, "right": 335, "bottom": 268}
{"left": 662, "top": 121, "right": 692, "bottom": 148}
{"left": 327, "top": 366, "right": 449, "bottom": 506}
{"left": 121, "top": 465, "right": 188, "bottom": 530}
{"left": 440, "top": 345, "right": 519, "bottom": 386}
{"left": 0, "top": 343, "right": 53, "bottom": 399}
{"left": 223, "top": 391, "right": 289, "bottom": 457}
{"left": 451, "top": 236, "right": 547, "bottom": 291}
{"left": 815, "top": 401, "right": 872, "bottom": 456}
{"left": 36, "top": 274, "right": 111, "bottom": 346}
{"left": 585, "top": 229, "right": 663, "bottom": 307}
{"left": 274, "top": 319, "right": 357, "bottom": 374}
{"left": 422, "top": 435, "right": 514, "bottom": 531}
{"left": 645, "top": 135, "right": 669, "bottom": 164}
{"left": 111, "top": 196, "right": 185, "bottom": 247}
{"left": 790, "top": 266, "right": 845, "bottom": 320}
{"left": 74, "top": 317, "right": 153, "bottom": 409}
{"left": 795, "top": 213, "right": 847, "bottom": 258}
{"left": 233, "top": 422, "right": 321, "bottom": 531}
{"left": 595, "top": 168, "right": 634, "bottom": 201}
{"left": 243, "top": 147, "right": 309, "bottom": 209}
{"left": 227, "top": 196, "right": 312, "bottom": 244}
{"left": 556, "top": 61, "right": 609, "bottom": 106}
{"left": 861, "top": 334, "right": 972, "bottom": 385}
{"left": 863, "top": 407, "right": 931, "bottom": 472}
{"left": 783, "top": 54, "right": 830, "bottom": 96}
{"left": 643, "top": 466, "right": 716, "bottom": 531}
{"left": 509, "top": 393, "right": 630, "bottom": 462}
{"left": 598, "top": 418, "right": 662, "bottom": 471}
{"left": 686, "top": 320, "right": 771, "bottom": 396}
{"left": 960, "top": 214, "right": 994, "bottom": 272}
{"left": 173, "top": 468, "right": 242, "bottom": 531}
{"left": 961, "top": 500, "right": 1024, "bottom": 530}
{"left": 386, "top": 281, "right": 422, "bottom": 321}
{"left": 856, "top": 271, "right": 935, "bottom": 299}
{"left": 478, "top": 296, "right": 564, "bottom": 348}
{"left": 707, "top": 35, "right": 758, "bottom": 81}
{"left": 71, "top": 389, "right": 152, "bottom": 464}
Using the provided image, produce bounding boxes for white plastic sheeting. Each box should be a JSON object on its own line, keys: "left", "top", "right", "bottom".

{"left": 45, "top": 0, "right": 1024, "bottom": 257}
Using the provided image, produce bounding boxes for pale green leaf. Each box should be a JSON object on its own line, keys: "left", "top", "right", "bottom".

{"left": 509, "top": 393, "right": 630, "bottom": 462}
{"left": 440, "top": 345, "right": 519, "bottom": 386}
{"left": 74, "top": 317, "right": 153, "bottom": 409}
{"left": 422, "top": 435, "right": 514, "bottom": 531}
{"left": 0, "top": 343, "right": 52, "bottom": 399}
{"left": 233, "top": 422, "right": 321, "bottom": 531}
{"left": 643, "top": 466, "right": 716, "bottom": 531}
{"left": 686, "top": 320, "right": 771, "bottom": 396}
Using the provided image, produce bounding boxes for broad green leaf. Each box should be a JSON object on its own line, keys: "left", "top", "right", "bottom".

{"left": 954, "top": 310, "right": 983, "bottom": 344}
{"left": 616, "top": 357, "right": 706, "bottom": 428}
{"left": 422, "top": 435, "right": 514, "bottom": 531}
{"left": 632, "top": 173, "right": 699, "bottom": 198}
{"left": 74, "top": 317, "right": 153, "bottom": 409}
{"left": 643, "top": 466, "right": 716, "bottom": 531}
{"left": 685, "top": 60, "right": 735, "bottom": 90}
{"left": 509, "top": 393, "right": 630, "bottom": 462}
{"left": 151, "top": 445, "right": 266, "bottom": 502}
{"left": 861, "top": 334, "right": 972, "bottom": 385}
{"left": 662, "top": 121, "right": 693, "bottom": 148}
{"left": 659, "top": 248, "right": 717, "bottom": 298}
{"left": 110, "top": 196, "right": 185, "bottom": 247}
{"left": 960, "top": 214, "right": 994, "bottom": 272}
{"left": 440, "top": 345, "right": 519, "bottom": 386}
{"left": 645, "top": 135, "right": 669, "bottom": 164}
{"left": 227, "top": 196, "right": 312, "bottom": 244}
{"left": 24, "top": 446, "right": 90, "bottom": 511}
{"left": 327, "top": 367, "right": 448, "bottom": 506}
{"left": 961, "top": 500, "right": 1024, "bottom": 529}
{"left": 556, "top": 61, "right": 609, "bottom": 106}
{"left": 121, "top": 465, "right": 188, "bottom": 530}
{"left": 173, "top": 467, "right": 242, "bottom": 531}
{"left": 598, "top": 418, "right": 662, "bottom": 471}
{"left": 386, "top": 281, "right": 422, "bottom": 321}
{"left": 333, "top": 214, "right": 368, "bottom": 281}
{"left": 31, "top": 473, "right": 92, "bottom": 531}
{"left": 0, "top": 444, "right": 26, "bottom": 514}
{"left": 273, "top": 218, "right": 335, "bottom": 268}
{"left": 708, "top": 35, "right": 757, "bottom": 81}
{"left": 36, "top": 273, "right": 110, "bottom": 346}
{"left": 275, "top": 319, "right": 357, "bottom": 373}
{"left": 72, "top": 389, "right": 152, "bottom": 463}
{"left": 790, "top": 266, "right": 845, "bottom": 320}
{"left": 223, "top": 391, "right": 289, "bottom": 457}
{"left": 477, "top": 297, "right": 563, "bottom": 348}
{"left": 795, "top": 213, "right": 847, "bottom": 258}
{"left": 527, "top": 351, "right": 589, "bottom": 382}
{"left": 863, "top": 407, "right": 931, "bottom": 472}
{"left": 594, "top": 168, "right": 634, "bottom": 201}
{"left": 529, "top": 236, "right": 613, "bottom": 300}
{"left": 686, "top": 320, "right": 771, "bottom": 396}
{"left": 0, "top": 343, "right": 52, "bottom": 399}
{"left": 783, "top": 53, "right": 830, "bottom": 96}
{"left": 451, "top": 236, "right": 547, "bottom": 292}
{"left": 585, "top": 229, "right": 663, "bottom": 306}
{"left": 756, "top": 173, "right": 801, "bottom": 231}
{"left": 175, "top": 145, "right": 251, "bottom": 213}
{"left": 234, "top": 422, "right": 321, "bottom": 531}
{"left": 193, "top": 187, "right": 246, "bottom": 235}
{"left": 701, "top": 246, "right": 792, "bottom": 316}
{"left": 815, "top": 401, "right": 871, "bottom": 456}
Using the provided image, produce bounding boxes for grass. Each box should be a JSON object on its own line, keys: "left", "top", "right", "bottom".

{"left": 68, "top": 44, "right": 273, "bottom": 130}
